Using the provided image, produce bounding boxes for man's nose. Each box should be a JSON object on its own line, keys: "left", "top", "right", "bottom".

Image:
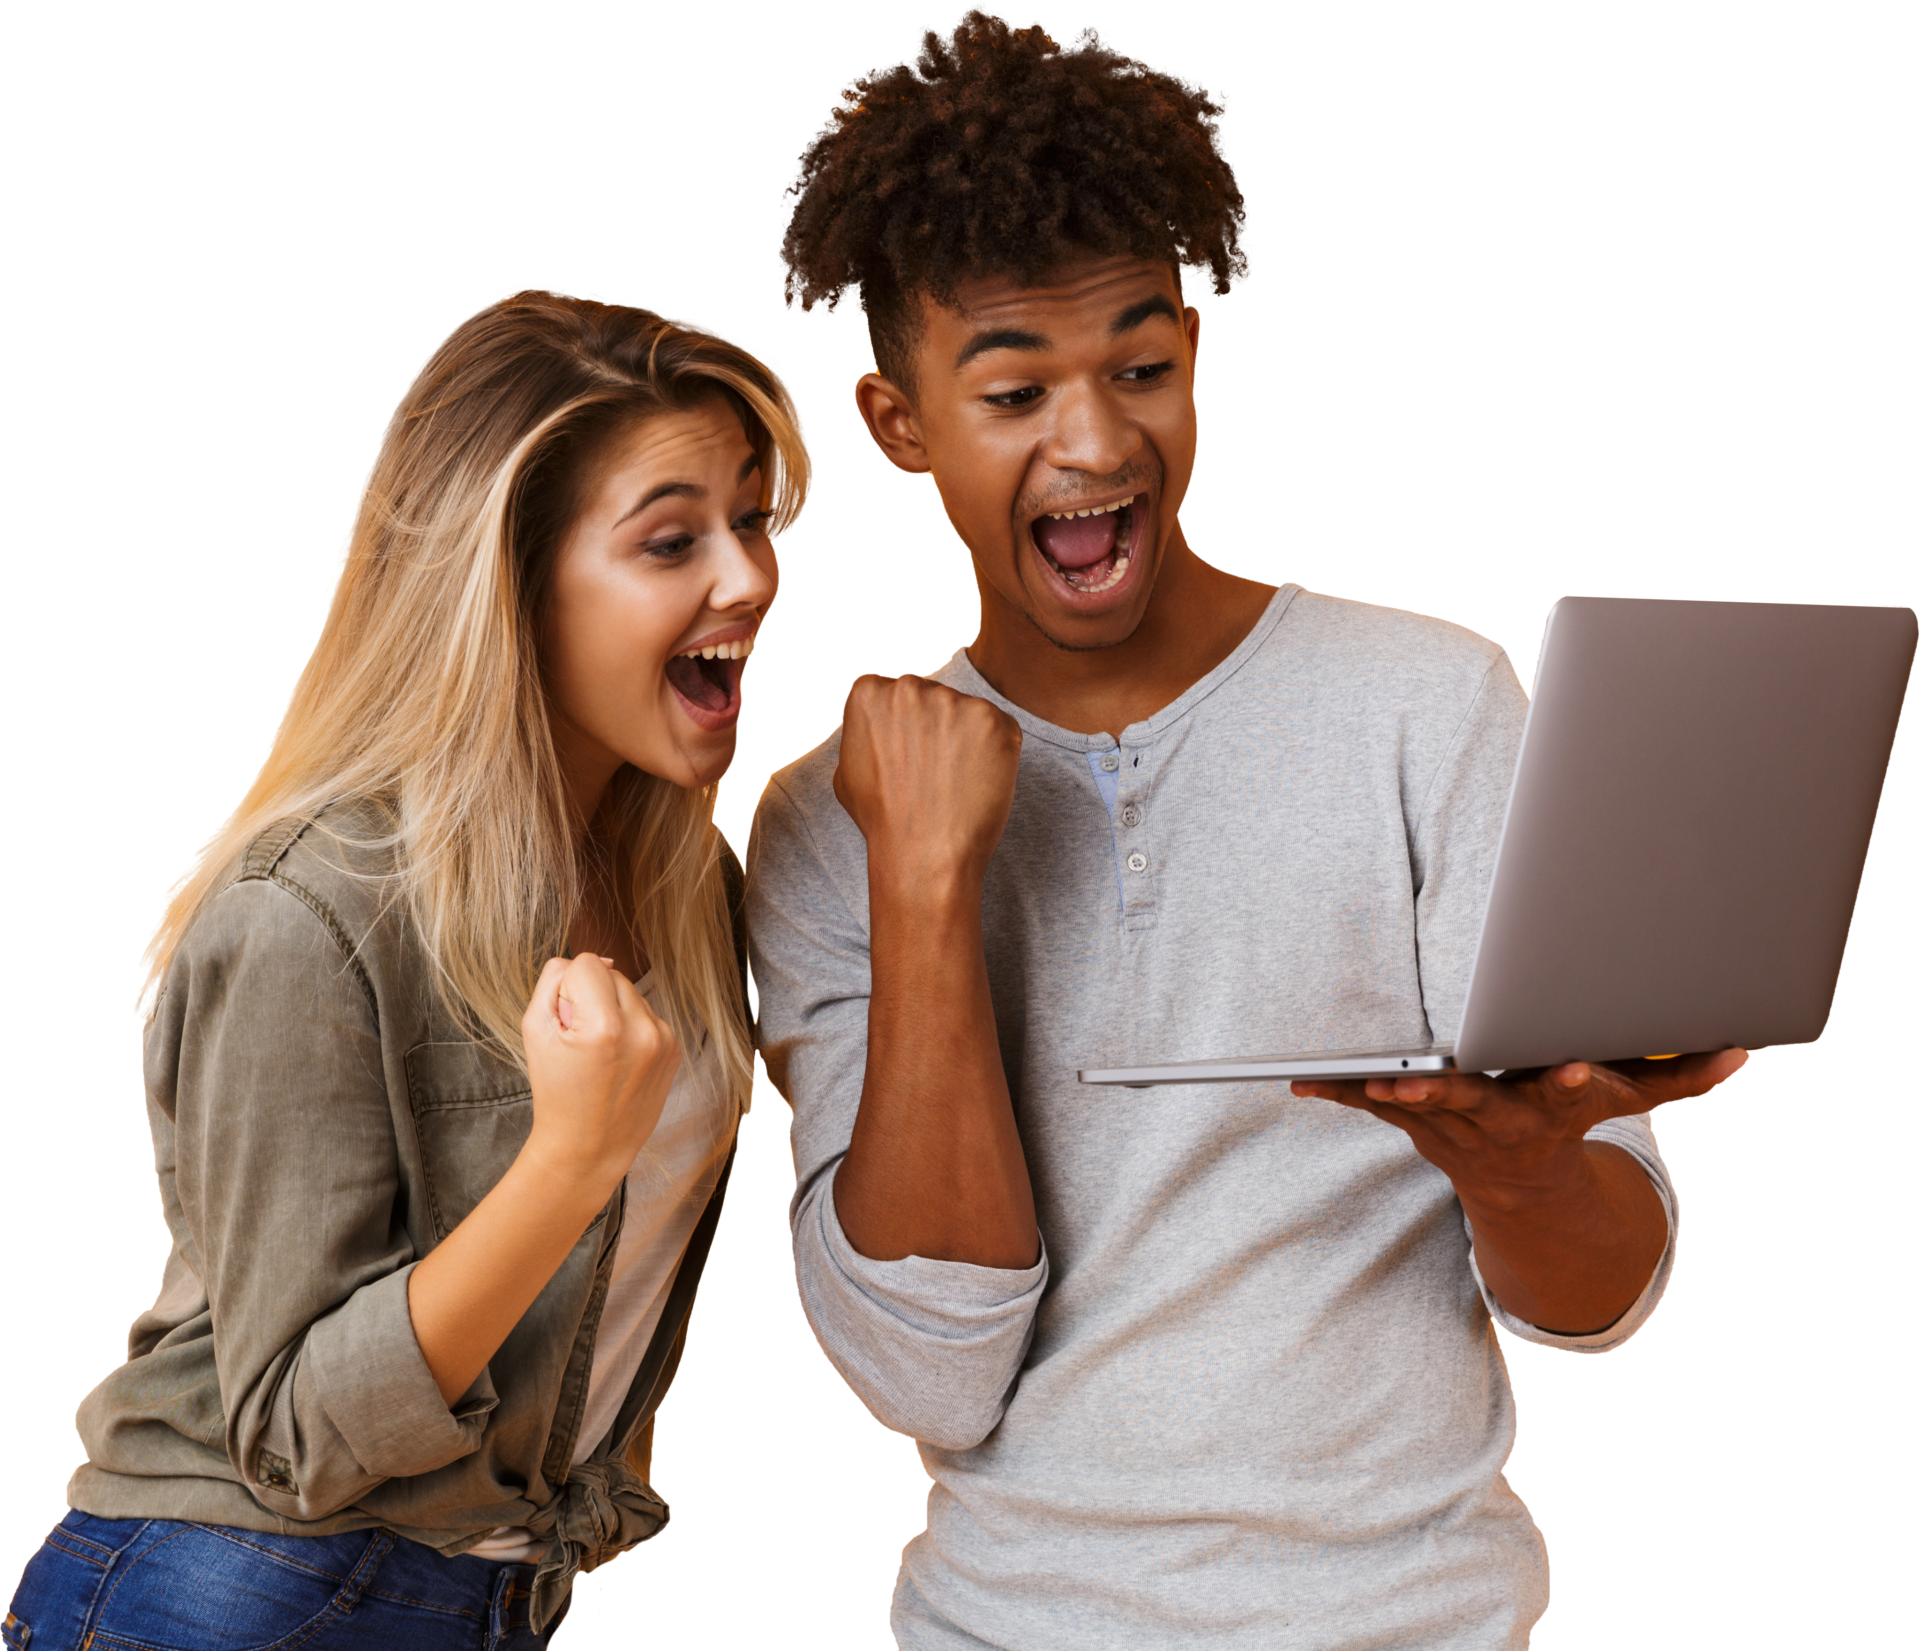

{"left": 1038, "top": 379, "right": 1142, "bottom": 478}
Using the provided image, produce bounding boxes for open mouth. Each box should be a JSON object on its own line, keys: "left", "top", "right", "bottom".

{"left": 1030, "top": 494, "right": 1141, "bottom": 597}
{"left": 664, "top": 632, "right": 753, "bottom": 728}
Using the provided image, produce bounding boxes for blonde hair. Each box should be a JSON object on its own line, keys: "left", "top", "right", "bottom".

{"left": 149, "top": 291, "right": 808, "bottom": 1103}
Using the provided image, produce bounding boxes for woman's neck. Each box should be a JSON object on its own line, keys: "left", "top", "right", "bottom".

{"left": 566, "top": 843, "right": 647, "bottom": 979}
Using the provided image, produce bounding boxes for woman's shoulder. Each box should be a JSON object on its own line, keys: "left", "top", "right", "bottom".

{"left": 154, "top": 800, "right": 435, "bottom": 1081}
{"left": 232, "top": 796, "right": 401, "bottom": 919}
{"left": 174, "top": 798, "right": 409, "bottom": 982}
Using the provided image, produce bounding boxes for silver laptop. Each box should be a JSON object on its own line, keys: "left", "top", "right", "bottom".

{"left": 1079, "top": 597, "right": 1916, "bottom": 1088}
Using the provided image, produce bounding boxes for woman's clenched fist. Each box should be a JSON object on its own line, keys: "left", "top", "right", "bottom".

{"left": 520, "top": 953, "right": 681, "bottom": 1197}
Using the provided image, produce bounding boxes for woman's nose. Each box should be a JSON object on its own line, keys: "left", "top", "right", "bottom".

{"left": 712, "top": 528, "right": 778, "bottom": 611}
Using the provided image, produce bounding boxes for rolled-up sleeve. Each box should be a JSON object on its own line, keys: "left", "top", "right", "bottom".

{"left": 748, "top": 762, "right": 1046, "bottom": 1449}
{"left": 799, "top": 1168, "right": 1047, "bottom": 1449}
{"left": 1468, "top": 1112, "right": 1678, "bottom": 1352}
{"left": 161, "top": 878, "right": 492, "bottom": 1519}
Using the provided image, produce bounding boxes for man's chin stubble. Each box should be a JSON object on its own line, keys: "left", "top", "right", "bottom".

{"left": 1013, "top": 575, "right": 1155, "bottom": 654}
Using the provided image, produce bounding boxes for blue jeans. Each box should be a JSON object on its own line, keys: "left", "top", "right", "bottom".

{"left": 3, "top": 1511, "right": 568, "bottom": 1651}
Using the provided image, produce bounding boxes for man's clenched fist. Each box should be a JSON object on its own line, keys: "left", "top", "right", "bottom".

{"left": 834, "top": 674, "right": 1023, "bottom": 891}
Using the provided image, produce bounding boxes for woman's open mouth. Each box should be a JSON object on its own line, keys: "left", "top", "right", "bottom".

{"left": 664, "top": 633, "right": 752, "bottom": 731}
{"left": 1029, "top": 494, "right": 1142, "bottom": 599}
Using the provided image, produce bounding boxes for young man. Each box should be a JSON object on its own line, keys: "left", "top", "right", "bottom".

{"left": 748, "top": 15, "right": 1744, "bottom": 1648}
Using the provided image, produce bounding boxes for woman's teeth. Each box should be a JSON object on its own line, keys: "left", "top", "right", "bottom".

{"left": 679, "top": 635, "right": 754, "bottom": 661}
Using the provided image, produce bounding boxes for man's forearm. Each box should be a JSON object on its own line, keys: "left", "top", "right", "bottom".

{"left": 833, "top": 867, "right": 1039, "bottom": 1269}
{"left": 1460, "top": 1141, "right": 1668, "bottom": 1335}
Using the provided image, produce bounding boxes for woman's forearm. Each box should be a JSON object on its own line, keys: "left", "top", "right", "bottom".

{"left": 408, "top": 954, "right": 682, "bottom": 1407}
{"left": 407, "top": 1148, "right": 614, "bottom": 1405}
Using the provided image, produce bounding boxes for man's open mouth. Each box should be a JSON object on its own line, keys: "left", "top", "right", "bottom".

{"left": 1030, "top": 494, "right": 1139, "bottom": 596}
{"left": 664, "top": 633, "right": 752, "bottom": 725}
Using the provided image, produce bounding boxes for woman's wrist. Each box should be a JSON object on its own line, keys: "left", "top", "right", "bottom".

{"left": 515, "top": 1125, "right": 629, "bottom": 1217}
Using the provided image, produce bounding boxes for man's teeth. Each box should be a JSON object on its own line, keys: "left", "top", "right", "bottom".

{"left": 1064, "top": 555, "right": 1131, "bottom": 594}
{"left": 1037, "top": 493, "right": 1136, "bottom": 594}
{"left": 679, "top": 636, "right": 755, "bottom": 661}
{"left": 1044, "top": 493, "right": 1135, "bottom": 521}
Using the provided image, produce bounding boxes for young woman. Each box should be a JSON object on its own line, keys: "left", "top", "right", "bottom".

{"left": 2, "top": 292, "right": 805, "bottom": 1649}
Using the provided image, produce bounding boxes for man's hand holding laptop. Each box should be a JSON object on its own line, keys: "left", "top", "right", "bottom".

{"left": 1291, "top": 1050, "right": 1746, "bottom": 1336}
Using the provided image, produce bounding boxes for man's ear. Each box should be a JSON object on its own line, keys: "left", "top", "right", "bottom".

{"left": 855, "top": 374, "right": 932, "bottom": 474}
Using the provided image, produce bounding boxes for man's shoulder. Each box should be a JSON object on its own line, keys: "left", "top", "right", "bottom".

{"left": 750, "top": 725, "right": 868, "bottom": 904}
{"left": 1280, "top": 590, "right": 1507, "bottom": 674}
{"left": 1266, "top": 591, "right": 1517, "bottom": 721}
{"left": 754, "top": 648, "right": 970, "bottom": 849}
{"left": 758, "top": 725, "right": 845, "bottom": 827}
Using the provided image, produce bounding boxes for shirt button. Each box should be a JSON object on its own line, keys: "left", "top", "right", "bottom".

{"left": 1120, "top": 804, "right": 1141, "bottom": 828}
{"left": 1126, "top": 851, "right": 1148, "bottom": 873}
{"left": 1100, "top": 753, "right": 1120, "bottom": 772}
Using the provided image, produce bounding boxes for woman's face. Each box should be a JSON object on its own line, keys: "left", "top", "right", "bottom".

{"left": 542, "top": 396, "right": 778, "bottom": 808}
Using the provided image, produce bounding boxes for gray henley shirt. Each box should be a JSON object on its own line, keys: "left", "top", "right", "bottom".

{"left": 747, "top": 587, "right": 1675, "bottom": 1650}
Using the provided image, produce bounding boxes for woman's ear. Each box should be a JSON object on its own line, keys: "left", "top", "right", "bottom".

{"left": 855, "top": 374, "right": 932, "bottom": 474}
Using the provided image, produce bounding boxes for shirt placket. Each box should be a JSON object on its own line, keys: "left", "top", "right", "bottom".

{"left": 1112, "top": 740, "right": 1156, "bottom": 933}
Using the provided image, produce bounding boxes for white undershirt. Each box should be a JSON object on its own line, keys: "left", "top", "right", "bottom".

{"left": 468, "top": 976, "right": 738, "bottom": 1562}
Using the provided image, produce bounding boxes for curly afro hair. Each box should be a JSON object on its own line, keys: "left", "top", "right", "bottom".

{"left": 782, "top": 12, "right": 1247, "bottom": 391}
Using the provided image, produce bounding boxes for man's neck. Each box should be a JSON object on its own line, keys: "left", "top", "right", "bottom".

{"left": 965, "top": 527, "right": 1276, "bottom": 737}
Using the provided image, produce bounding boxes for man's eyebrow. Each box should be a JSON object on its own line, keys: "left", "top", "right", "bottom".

{"left": 950, "top": 301, "right": 1177, "bottom": 371}
{"left": 954, "top": 327, "right": 1050, "bottom": 371}
{"left": 1111, "top": 294, "right": 1182, "bottom": 337}
{"left": 611, "top": 453, "right": 758, "bottom": 527}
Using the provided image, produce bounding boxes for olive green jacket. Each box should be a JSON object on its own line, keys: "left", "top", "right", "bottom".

{"left": 69, "top": 805, "right": 744, "bottom": 1630}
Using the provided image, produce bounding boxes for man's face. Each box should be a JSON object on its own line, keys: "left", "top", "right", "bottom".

{"left": 872, "top": 255, "right": 1199, "bottom": 654}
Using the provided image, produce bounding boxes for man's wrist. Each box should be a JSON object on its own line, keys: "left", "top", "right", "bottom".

{"left": 1461, "top": 1140, "right": 1668, "bottom": 1334}
{"left": 867, "top": 846, "right": 986, "bottom": 915}
{"left": 1448, "top": 1137, "right": 1599, "bottom": 1223}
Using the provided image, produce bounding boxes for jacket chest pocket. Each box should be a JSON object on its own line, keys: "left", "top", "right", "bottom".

{"left": 405, "top": 1040, "right": 534, "bottom": 1240}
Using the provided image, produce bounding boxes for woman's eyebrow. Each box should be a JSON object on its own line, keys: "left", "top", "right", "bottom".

{"left": 613, "top": 454, "right": 759, "bottom": 526}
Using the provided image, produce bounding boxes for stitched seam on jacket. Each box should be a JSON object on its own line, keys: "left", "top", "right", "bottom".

{"left": 238, "top": 871, "right": 378, "bottom": 1017}
{"left": 241, "top": 815, "right": 311, "bottom": 879}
